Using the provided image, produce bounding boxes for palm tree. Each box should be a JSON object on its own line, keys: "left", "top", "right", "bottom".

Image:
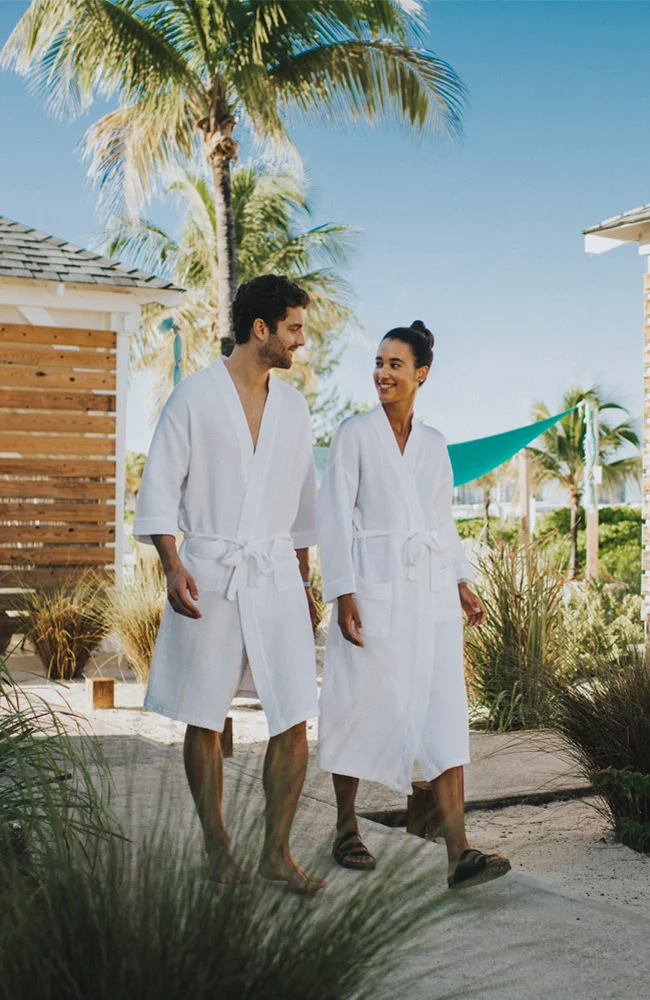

{"left": 106, "top": 162, "right": 359, "bottom": 419}
{"left": 527, "top": 386, "right": 641, "bottom": 578}
{"left": 125, "top": 451, "right": 147, "bottom": 509}
{"left": 2, "top": 1, "right": 465, "bottom": 341}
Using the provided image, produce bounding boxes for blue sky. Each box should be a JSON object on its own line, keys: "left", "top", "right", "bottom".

{"left": 1, "top": 1, "right": 649, "bottom": 453}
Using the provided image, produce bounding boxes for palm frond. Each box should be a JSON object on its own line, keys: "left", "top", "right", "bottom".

{"left": 266, "top": 39, "right": 466, "bottom": 138}
{"left": 102, "top": 217, "right": 180, "bottom": 278}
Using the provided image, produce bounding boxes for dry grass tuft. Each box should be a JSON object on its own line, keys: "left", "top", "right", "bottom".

{"left": 105, "top": 565, "right": 165, "bottom": 683}
{"left": 21, "top": 574, "right": 109, "bottom": 681}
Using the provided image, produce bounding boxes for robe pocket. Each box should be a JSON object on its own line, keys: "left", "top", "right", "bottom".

{"left": 272, "top": 539, "right": 302, "bottom": 592}
{"left": 355, "top": 578, "right": 392, "bottom": 639}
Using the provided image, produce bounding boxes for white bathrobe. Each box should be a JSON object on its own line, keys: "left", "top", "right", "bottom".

{"left": 317, "top": 405, "right": 474, "bottom": 794}
{"left": 133, "top": 357, "right": 319, "bottom": 736}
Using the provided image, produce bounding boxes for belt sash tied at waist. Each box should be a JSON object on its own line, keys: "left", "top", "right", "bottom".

{"left": 184, "top": 533, "right": 291, "bottom": 601}
{"left": 353, "top": 528, "right": 449, "bottom": 591}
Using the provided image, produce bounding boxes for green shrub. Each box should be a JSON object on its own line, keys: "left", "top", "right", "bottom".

{"left": 536, "top": 506, "right": 641, "bottom": 591}
{"left": 560, "top": 581, "right": 643, "bottom": 683}
{"left": 464, "top": 540, "right": 566, "bottom": 731}
{"left": 454, "top": 517, "right": 517, "bottom": 543}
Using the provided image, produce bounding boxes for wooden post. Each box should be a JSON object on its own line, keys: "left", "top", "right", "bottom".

{"left": 111, "top": 316, "right": 133, "bottom": 592}
{"left": 86, "top": 676, "right": 115, "bottom": 710}
{"left": 585, "top": 406, "right": 600, "bottom": 581}
{"left": 519, "top": 448, "right": 531, "bottom": 546}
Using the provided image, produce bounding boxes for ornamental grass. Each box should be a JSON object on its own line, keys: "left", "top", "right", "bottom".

{"left": 554, "top": 645, "right": 650, "bottom": 853}
{"left": 105, "top": 564, "right": 166, "bottom": 683}
{"left": 0, "top": 655, "right": 113, "bottom": 877}
{"left": 464, "top": 539, "right": 566, "bottom": 731}
{"left": 21, "top": 573, "right": 109, "bottom": 681}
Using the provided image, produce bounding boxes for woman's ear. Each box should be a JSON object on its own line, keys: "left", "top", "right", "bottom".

{"left": 416, "top": 365, "right": 430, "bottom": 386}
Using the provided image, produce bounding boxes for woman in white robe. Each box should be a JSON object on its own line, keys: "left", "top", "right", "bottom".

{"left": 317, "top": 320, "right": 511, "bottom": 889}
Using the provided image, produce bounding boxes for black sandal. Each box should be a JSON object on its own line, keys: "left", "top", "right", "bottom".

{"left": 448, "top": 848, "right": 511, "bottom": 889}
{"left": 332, "top": 831, "right": 377, "bottom": 871}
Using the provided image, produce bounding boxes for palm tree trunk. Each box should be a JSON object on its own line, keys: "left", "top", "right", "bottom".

{"left": 211, "top": 151, "right": 238, "bottom": 344}
{"left": 201, "top": 82, "right": 239, "bottom": 346}
{"left": 569, "top": 494, "right": 580, "bottom": 579}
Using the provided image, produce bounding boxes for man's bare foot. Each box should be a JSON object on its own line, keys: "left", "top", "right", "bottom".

{"left": 206, "top": 844, "right": 247, "bottom": 885}
{"left": 258, "top": 853, "right": 326, "bottom": 895}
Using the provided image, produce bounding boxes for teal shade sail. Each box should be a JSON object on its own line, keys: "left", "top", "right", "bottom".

{"left": 313, "top": 407, "right": 575, "bottom": 487}
{"left": 448, "top": 407, "right": 575, "bottom": 487}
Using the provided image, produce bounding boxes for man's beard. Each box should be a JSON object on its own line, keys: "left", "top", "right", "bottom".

{"left": 259, "top": 338, "right": 293, "bottom": 370}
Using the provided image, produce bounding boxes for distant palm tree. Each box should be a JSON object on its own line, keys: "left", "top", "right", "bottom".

{"left": 125, "top": 451, "right": 147, "bottom": 509}
{"left": 3, "top": 0, "right": 466, "bottom": 340}
{"left": 105, "top": 163, "right": 359, "bottom": 419}
{"left": 469, "top": 458, "right": 517, "bottom": 544}
{"left": 527, "top": 387, "right": 641, "bottom": 578}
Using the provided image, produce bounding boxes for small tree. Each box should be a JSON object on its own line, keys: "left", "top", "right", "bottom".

{"left": 527, "top": 387, "right": 640, "bottom": 579}
{"left": 3, "top": 0, "right": 466, "bottom": 341}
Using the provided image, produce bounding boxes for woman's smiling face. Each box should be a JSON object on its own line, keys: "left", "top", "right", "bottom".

{"left": 373, "top": 337, "right": 428, "bottom": 404}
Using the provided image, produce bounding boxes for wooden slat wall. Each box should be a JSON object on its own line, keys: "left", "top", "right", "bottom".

{"left": 0, "top": 323, "right": 117, "bottom": 622}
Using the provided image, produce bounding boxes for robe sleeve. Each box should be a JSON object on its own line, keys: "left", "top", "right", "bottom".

{"left": 436, "top": 445, "right": 475, "bottom": 585}
{"left": 290, "top": 449, "right": 318, "bottom": 550}
{"left": 317, "top": 422, "right": 359, "bottom": 603}
{"left": 132, "top": 401, "right": 190, "bottom": 546}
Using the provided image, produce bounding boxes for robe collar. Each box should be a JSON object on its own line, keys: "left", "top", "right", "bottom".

{"left": 370, "top": 404, "right": 426, "bottom": 531}
{"left": 210, "top": 356, "right": 279, "bottom": 489}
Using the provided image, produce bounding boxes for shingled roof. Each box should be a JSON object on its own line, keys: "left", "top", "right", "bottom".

{"left": 0, "top": 216, "right": 183, "bottom": 292}
{"left": 583, "top": 204, "right": 650, "bottom": 236}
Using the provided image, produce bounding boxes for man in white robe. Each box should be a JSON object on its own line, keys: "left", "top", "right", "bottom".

{"left": 133, "top": 274, "right": 324, "bottom": 893}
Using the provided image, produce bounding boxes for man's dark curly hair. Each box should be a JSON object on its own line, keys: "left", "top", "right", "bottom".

{"left": 232, "top": 274, "right": 310, "bottom": 345}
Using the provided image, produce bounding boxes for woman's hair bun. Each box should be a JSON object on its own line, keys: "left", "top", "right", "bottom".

{"left": 410, "top": 320, "right": 434, "bottom": 347}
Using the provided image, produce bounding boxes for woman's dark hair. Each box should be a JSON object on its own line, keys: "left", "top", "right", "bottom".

{"left": 382, "top": 320, "right": 434, "bottom": 370}
{"left": 231, "top": 274, "right": 310, "bottom": 346}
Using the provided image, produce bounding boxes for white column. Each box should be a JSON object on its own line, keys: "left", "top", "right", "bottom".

{"left": 519, "top": 448, "right": 531, "bottom": 546}
{"left": 110, "top": 312, "right": 135, "bottom": 590}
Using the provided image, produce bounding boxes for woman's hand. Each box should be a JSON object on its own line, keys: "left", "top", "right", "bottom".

{"left": 337, "top": 593, "right": 364, "bottom": 647}
{"left": 459, "top": 583, "right": 486, "bottom": 627}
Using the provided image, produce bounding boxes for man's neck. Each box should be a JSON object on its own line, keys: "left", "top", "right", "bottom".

{"left": 224, "top": 344, "right": 270, "bottom": 393}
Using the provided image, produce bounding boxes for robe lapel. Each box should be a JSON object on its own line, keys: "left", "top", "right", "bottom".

{"left": 236, "top": 374, "right": 280, "bottom": 537}
{"left": 211, "top": 358, "right": 254, "bottom": 482}
{"left": 372, "top": 405, "right": 426, "bottom": 532}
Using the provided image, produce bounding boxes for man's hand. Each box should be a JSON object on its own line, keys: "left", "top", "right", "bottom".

{"left": 166, "top": 563, "right": 202, "bottom": 619}
{"left": 337, "top": 593, "right": 364, "bottom": 647}
{"left": 459, "top": 582, "right": 487, "bottom": 627}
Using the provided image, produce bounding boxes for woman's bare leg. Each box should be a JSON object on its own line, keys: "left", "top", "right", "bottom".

{"left": 333, "top": 774, "right": 360, "bottom": 833}
{"left": 430, "top": 765, "right": 470, "bottom": 875}
{"left": 183, "top": 724, "right": 242, "bottom": 882}
{"left": 258, "top": 721, "right": 325, "bottom": 893}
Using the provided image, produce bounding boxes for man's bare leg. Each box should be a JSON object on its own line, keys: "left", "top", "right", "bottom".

{"left": 333, "top": 774, "right": 360, "bottom": 833}
{"left": 183, "top": 724, "right": 243, "bottom": 883}
{"left": 430, "top": 765, "right": 470, "bottom": 876}
{"left": 257, "top": 721, "right": 325, "bottom": 893}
